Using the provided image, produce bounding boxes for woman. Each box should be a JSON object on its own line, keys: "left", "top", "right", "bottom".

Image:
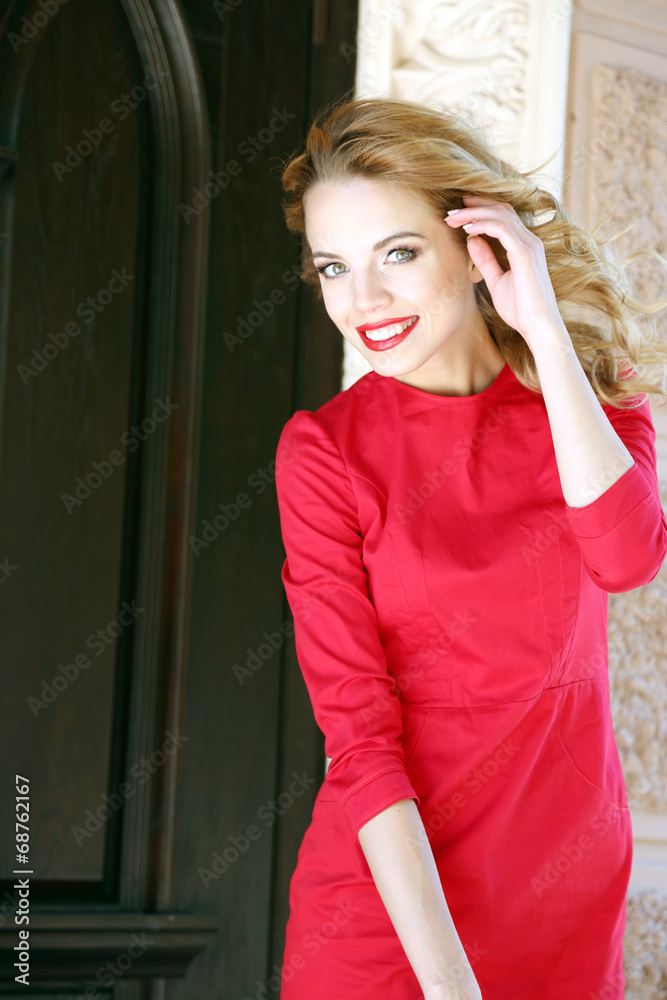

{"left": 273, "top": 96, "right": 667, "bottom": 1000}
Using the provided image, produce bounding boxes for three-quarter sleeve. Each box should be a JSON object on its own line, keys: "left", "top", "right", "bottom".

{"left": 564, "top": 394, "right": 667, "bottom": 593}
{"left": 275, "top": 409, "right": 420, "bottom": 837}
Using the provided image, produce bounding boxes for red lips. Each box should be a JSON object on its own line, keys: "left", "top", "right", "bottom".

{"left": 355, "top": 315, "right": 420, "bottom": 352}
{"left": 355, "top": 314, "right": 417, "bottom": 333}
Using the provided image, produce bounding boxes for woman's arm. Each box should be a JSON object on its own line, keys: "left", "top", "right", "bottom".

{"left": 358, "top": 798, "right": 483, "bottom": 1000}
{"left": 532, "top": 333, "right": 635, "bottom": 506}
{"left": 275, "top": 413, "right": 482, "bottom": 996}
{"left": 447, "top": 198, "right": 667, "bottom": 592}
{"left": 532, "top": 332, "right": 667, "bottom": 591}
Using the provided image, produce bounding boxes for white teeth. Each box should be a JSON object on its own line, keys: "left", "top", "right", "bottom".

{"left": 363, "top": 316, "right": 417, "bottom": 341}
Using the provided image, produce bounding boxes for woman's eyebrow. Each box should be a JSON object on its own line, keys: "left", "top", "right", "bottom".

{"left": 311, "top": 231, "right": 427, "bottom": 260}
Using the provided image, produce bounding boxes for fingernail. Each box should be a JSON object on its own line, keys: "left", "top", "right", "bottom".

{"left": 446, "top": 209, "right": 461, "bottom": 216}
{"left": 463, "top": 222, "right": 474, "bottom": 231}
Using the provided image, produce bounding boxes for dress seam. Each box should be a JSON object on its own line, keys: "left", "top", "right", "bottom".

{"left": 568, "top": 489, "right": 653, "bottom": 541}
{"left": 525, "top": 523, "right": 558, "bottom": 677}
{"left": 557, "top": 546, "right": 584, "bottom": 674}
{"left": 399, "top": 675, "right": 609, "bottom": 709}
{"left": 308, "top": 412, "right": 367, "bottom": 530}
{"left": 341, "top": 766, "right": 407, "bottom": 802}
{"left": 348, "top": 470, "right": 389, "bottom": 502}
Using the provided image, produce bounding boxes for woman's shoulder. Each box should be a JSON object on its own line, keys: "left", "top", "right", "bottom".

{"left": 275, "top": 376, "right": 386, "bottom": 501}
{"left": 278, "top": 370, "right": 386, "bottom": 449}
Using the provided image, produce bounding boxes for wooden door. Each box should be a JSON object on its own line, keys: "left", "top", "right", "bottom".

{"left": 0, "top": 0, "right": 357, "bottom": 995}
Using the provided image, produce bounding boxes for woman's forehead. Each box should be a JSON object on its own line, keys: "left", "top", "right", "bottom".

{"left": 304, "top": 179, "right": 437, "bottom": 242}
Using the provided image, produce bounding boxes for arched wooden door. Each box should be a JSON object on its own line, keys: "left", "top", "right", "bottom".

{"left": 0, "top": 0, "right": 213, "bottom": 991}
{"left": 0, "top": 0, "right": 357, "bottom": 995}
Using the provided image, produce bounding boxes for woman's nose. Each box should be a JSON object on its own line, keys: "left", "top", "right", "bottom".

{"left": 352, "top": 269, "right": 391, "bottom": 314}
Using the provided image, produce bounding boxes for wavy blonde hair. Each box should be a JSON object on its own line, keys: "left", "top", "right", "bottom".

{"left": 279, "top": 95, "right": 667, "bottom": 408}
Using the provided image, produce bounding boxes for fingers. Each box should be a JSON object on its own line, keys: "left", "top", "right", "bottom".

{"left": 464, "top": 235, "right": 505, "bottom": 286}
{"left": 445, "top": 200, "right": 538, "bottom": 256}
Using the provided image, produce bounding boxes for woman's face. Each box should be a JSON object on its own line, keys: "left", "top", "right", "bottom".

{"left": 304, "top": 176, "right": 489, "bottom": 385}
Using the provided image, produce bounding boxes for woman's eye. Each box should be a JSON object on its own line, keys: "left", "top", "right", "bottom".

{"left": 328, "top": 262, "right": 348, "bottom": 276}
{"left": 317, "top": 261, "right": 348, "bottom": 278}
{"left": 316, "top": 246, "right": 417, "bottom": 279}
{"left": 387, "top": 248, "right": 414, "bottom": 262}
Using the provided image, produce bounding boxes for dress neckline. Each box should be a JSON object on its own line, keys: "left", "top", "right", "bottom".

{"left": 377, "top": 360, "right": 512, "bottom": 403}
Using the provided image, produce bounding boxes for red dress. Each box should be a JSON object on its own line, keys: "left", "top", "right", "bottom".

{"left": 273, "top": 360, "right": 667, "bottom": 1000}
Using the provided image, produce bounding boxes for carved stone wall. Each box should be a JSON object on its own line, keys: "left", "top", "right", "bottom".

{"left": 558, "top": 3, "right": 667, "bottom": 995}
{"left": 624, "top": 890, "right": 667, "bottom": 999}
{"left": 588, "top": 63, "right": 667, "bottom": 339}
{"left": 608, "top": 498, "right": 667, "bottom": 814}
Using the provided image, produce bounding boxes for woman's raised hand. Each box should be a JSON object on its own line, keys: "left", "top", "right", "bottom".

{"left": 445, "top": 193, "right": 567, "bottom": 354}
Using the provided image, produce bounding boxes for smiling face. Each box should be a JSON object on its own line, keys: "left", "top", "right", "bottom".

{"left": 304, "top": 175, "right": 495, "bottom": 392}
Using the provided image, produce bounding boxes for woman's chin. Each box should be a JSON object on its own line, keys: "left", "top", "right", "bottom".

{"left": 363, "top": 350, "right": 422, "bottom": 378}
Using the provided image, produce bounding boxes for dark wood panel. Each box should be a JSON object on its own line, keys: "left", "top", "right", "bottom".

{"left": 0, "top": 913, "right": 217, "bottom": 982}
{"left": 169, "top": 1, "right": 356, "bottom": 997}
{"left": 169, "top": 0, "right": 314, "bottom": 987}
{"left": 0, "top": 0, "right": 142, "bottom": 887}
{"left": 269, "top": 0, "right": 359, "bottom": 984}
{"left": 0, "top": 0, "right": 212, "bottom": 980}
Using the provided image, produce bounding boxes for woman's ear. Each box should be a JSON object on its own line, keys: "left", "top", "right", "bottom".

{"left": 466, "top": 255, "right": 486, "bottom": 284}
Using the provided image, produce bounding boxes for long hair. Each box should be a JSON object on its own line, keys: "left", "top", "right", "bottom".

{"left": 279, "top": 95, "right": 667, "bottom": 407}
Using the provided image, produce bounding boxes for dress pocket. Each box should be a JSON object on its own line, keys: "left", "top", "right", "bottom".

{"left": 554, "top": 684, "right": 629, "bottom": 811}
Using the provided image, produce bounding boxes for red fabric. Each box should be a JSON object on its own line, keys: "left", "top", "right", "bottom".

{"left": 274, "top": 361, "right": 667, "bottom": 999}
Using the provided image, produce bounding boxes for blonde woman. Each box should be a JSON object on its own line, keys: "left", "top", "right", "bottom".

{"left": 273, "top": 96, "right": 667, "bottom": 1000}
